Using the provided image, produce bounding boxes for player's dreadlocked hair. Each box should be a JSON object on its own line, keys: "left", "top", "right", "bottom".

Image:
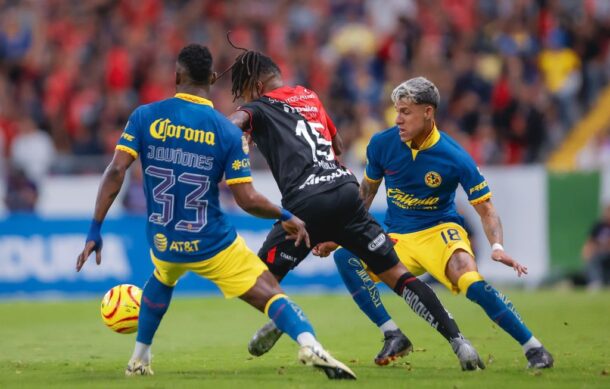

{"left": 229, "top": 50, "right": 281, "bottom": 101}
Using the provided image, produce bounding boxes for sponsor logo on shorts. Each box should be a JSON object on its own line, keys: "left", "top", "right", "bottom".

{"left": 367, "top": 233, "right": 386, "bottom": 251}
{"left": 280, "top": 252, "right": 297, "bottom": 263}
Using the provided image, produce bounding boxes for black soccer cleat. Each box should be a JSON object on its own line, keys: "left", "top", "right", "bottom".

{"left": 374, "top": 329, "right": 413, "bottom": 366}
{"left": 526, "top": 346, "right": 554, "bottom": 369}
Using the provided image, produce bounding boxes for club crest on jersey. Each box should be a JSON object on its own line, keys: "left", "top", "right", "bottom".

{"left": 154, "top": 233, "right": 168, "bottom": 252}
{"left": 424, "top": 171, "right": 442, "bottom": 188}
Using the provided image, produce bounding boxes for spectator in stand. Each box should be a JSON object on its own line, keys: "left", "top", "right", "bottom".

{"left": 10, "top": 117, "right": 55, "bottom": 183}
{"left": 0, "top": 0, "right": 608, "bottom": 171}
{"left": 5, "top": 164, "right": 38, "bottom": 213}
{"left": 581, "top": 205, "right": 610, "bottom": 289}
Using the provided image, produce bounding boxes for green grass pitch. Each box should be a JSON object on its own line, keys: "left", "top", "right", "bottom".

{"left": 1, "top": 289, "right": 609, "bottom": 388}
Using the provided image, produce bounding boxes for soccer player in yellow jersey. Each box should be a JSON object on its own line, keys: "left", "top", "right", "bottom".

{"left": 316, "top": 77, "right": 553, "bottom": 369}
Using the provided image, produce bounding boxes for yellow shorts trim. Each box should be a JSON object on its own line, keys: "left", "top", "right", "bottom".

{"left": 264, "top": 293, "right": 288, "bottom": 315}
{"left": 366, "top": 223, "right": 474, "bottom": 294}
{"left": 116, "top": 145, "right": 138, "bottom": 159}
{"left": 150, "top": 235, "right": 268, "bottom": 298}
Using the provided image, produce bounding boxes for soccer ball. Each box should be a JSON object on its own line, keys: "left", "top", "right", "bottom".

{"left": 100, "top": 284, "right": 142, "bottom": 334}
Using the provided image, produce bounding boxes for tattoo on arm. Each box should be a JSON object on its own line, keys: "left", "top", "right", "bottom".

{"left": 359, "top": 178, "right": 381, "bottom": 211}
{"left": 475, "top": 200, "right": 503, "bottom": 245}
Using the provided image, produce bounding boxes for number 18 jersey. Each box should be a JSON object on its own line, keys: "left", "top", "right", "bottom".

{"left": 116, "top": 93, "right": 253, "bottom": 262}
{"left": 238, "top": 86, "right": 356, "bottom": 209}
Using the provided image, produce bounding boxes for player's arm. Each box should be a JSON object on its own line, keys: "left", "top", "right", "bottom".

{"left": 229, "top": 182, "right": 310, "bottom": 248}
{"left": 228, "top": 110, "right": 250, "bottom": 131}
{"left": 76, "top": 150, "right": 135, "bottom": 271}
{"left": 473, "top": 199, "right": 528, "bottom": 277}
{"left": 360, "top": 176, "right": 382, "bottom": 211}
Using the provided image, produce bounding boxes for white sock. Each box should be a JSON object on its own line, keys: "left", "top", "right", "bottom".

{"left": 379, "top": 319, "right": 399, "bottom": 334}
{"left": 522, "top": 336, "right": 542, "bottom": 353}
{"left": 131, "top": 341, "right": 151, "bottom": 363}
{"left": 296, "top": 332, "right": 321, "bottom": 349}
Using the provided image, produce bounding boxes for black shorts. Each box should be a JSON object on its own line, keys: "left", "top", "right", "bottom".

{"left": 258, "top": 182, "right": 399, "bottom": 279}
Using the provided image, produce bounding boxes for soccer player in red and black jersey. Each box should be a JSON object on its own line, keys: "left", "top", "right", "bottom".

{"left": 227, "top": 50, "right": 485, "bottom": 370}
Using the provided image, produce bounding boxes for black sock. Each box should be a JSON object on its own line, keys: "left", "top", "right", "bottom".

{"left": 393, "top": 273, "right": 461, "bottom": 341}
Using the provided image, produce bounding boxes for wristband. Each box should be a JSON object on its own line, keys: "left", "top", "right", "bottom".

{"left": 491, "top": 242, "right": 504, "bottom": 252}
{"left": 279, "top": 208, "right": 293, "bottom": 222}
{"left": 86, "top": 219, "right": 103, "bottom": 249}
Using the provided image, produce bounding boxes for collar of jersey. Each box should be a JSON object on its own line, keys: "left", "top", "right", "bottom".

{"left": 174, "top": 93, "right": 214, "bottom": 107}
{"left": 405, "top": 125, "right": 440, "bottom": 160}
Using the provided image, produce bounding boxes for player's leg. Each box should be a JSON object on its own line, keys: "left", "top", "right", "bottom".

{"left": 333, "top": 247, "right": 412, "bottom": 365}
{"left": 126, "top": 251, "right": 186, "bottom": 376}
{"left": 331, "top": 187, "right": 484, "bottom": 370}
{"left": 239, "top": 271, "right": 355, "bottom": 379}
{"left": 204, "top": 235, "right": 355, "bottom": 379}
{"left": 446, "top": 250, "right": 553, "bottom": 368}
{"left": 247, "top": 223, "right": 312, "bottom": 356}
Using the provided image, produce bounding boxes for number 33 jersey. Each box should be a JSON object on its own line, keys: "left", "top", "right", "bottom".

{"left": 238, "top": 86, "right": 357, "bottom": 209}
{"left": 116, "top": 93, "right": 252, "bottom": 262}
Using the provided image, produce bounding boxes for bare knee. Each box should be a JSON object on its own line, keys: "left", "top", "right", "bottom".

{"left": 446, "top": 250, "right": 477, "bottom": 286}
{"left": 239, "top": 271, "right": 284, "bottom": 312}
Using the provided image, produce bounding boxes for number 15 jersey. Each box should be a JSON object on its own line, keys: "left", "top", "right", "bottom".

{"left": 238, "top": 86, "right": 356, "bottom": 209}
{"left": 116, "top": 93, "right": 253, "bottom": 262}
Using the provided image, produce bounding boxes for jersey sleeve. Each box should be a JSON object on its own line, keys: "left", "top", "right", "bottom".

{"left": 459, "top": 154, "right": 492, "bottom": 205}
{"left": 320, "top": 105, "right": 337, "bottom": 138}
{"left": 236, "top": 102, "right": 259, "bottom": 133}
{"left": 223, "top": 125, "right": 253, "bottom": 186}
{"left": 364, "top": 137, "right": 383, "bottom": 183}
{"left": 116, "top": 108, "right": 142, "bottom": 159}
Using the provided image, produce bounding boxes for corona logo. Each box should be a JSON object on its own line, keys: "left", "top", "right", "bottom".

{"left": 149, "top": 118, "right": 215, "bottom": 145}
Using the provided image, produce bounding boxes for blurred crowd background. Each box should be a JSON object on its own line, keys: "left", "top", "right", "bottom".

{"left": 1, "top": 0, "right": 610, "bottom": 195}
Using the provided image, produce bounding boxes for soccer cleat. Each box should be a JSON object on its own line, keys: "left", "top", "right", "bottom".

{"left": 526, "top": 346, "right": 554, "bottom": 369}
{"left": 125, "top": 359, "right": 154, "bottom": 376}
{"left": 450, "top": 337, "right": 485, "bottom": 371}
{"left": 374, "top": 329, "right": 413, "bottom": 366}
{"left": 298, "top": 345, "right": 357, "bottom": 380}
{"left": 248, "top": 320, "right": 284, "bottom": 356}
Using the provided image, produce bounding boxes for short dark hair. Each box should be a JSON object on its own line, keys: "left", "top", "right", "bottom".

{"left": 230, "top": 51, "right": 280, "bottom": 101}
{"left": 177, "top": 44, "right": 213, "bottom": 85}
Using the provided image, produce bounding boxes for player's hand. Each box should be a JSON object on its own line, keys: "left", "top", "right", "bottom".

{"left": 312, "top": 241, "right": 339, "bottom": 257}
{"left": 281, "top": 215, "right": 311, "bottom": 248}
{"left": 76, "top": 240, "right": 103, "bottom": 272}
{"left": 492, "top": 249, "right": 528, "bottom": 277}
